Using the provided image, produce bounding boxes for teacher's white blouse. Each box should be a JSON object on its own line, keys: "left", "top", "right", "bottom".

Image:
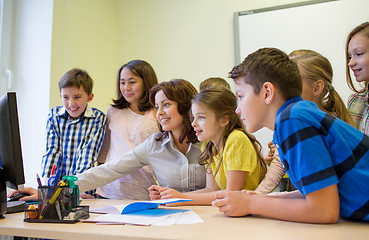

{"left": 77, "top": 132, "right": 206, "bottom": 194}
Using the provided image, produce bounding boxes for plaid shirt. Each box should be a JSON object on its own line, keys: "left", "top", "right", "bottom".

{"left": 348, "top": 90, "right": 369, "bottom": 135}
{"left": 41, "top": 105, "right": 106, "bottom": 182}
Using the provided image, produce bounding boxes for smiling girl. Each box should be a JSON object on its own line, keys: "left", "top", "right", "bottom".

{"left": 95, "top": 60, "right": 159, "bottom": 200}
{"left": 346, "top": 22, "right": 369, "bottom": 133}
{"left": 149, "top": 87, "right": 267, "bottom": 205}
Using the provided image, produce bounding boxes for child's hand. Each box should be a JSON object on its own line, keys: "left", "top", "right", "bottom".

{"left": 212, "top": 190, "right": 252, "bottom": 217}
{"left": 265, "top": 141, "right": 276, "bottom": 165}
{"left": 8, "top": 187, "right": 38, "bottom": 201}
{"left": 148, "top": 185, "right": 163, "bottom": 200}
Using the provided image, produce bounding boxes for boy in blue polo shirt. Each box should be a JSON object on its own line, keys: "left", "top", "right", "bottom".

{"left": 212, "top": 48, "right": 369, "bottom": 223}
{"left": 40, "top": 68, "right": 106, "bottom": 197}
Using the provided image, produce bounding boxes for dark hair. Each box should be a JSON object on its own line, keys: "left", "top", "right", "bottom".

{"left": 345, "top": 22, "right": 369, "bottom": 93}
{"left": 193, "top": 86, "right": 267, "bottom": 180}
{"left": 112, "top": 60, "right": 158, "bottom": 112}
{"left": 289, "top": 49, "right": 354, "bottom": 126}
{"left": 199, "top": 77, "right": 231, "bottom": 91}
{"left": 229, "top": 48, "right": 302, "bottom": 100}
{"left": 149, "top": 79, "right": 198, "bottom": 144}
{"left": 58, "top": 68, "right": 93, "bottom": 95}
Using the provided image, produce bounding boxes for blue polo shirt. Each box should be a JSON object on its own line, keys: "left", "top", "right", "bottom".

{"left": 273, "top": 96, "right": 369, "bottom": 221}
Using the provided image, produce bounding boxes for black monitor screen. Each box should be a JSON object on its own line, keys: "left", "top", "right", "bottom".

{"left": 0, "top": 92, "right": 25, "bottom": 190}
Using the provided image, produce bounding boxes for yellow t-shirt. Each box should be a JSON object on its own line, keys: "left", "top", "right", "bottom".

{"left": 206, "top": 129, "right": 262, "bottom": 190}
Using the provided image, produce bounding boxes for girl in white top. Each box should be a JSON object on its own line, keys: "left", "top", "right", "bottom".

{"left": 13, "top": 79, "right": 206, "bottom": 201}
{"left": 95, "top": 60, "right": 159, "bottom": 200}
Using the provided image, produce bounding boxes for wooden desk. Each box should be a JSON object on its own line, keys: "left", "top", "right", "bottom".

{"left": 0, "top": 199, "right": 368, "bottom": 240}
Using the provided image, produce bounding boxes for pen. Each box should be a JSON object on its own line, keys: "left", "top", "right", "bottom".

{"left": 152, "top": 172, "right": 161, "bottom": 197}
{"left": 152, "top": 172, "right": 160, "bottom": 186}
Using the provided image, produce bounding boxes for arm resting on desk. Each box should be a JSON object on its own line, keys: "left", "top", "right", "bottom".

{"left": 212, "top": 184, "right": 339, "bottom": 224}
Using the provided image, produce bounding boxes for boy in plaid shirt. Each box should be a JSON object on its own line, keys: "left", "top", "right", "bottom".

{"left": 41, "top": 68, "right": 105, "bottom": 197}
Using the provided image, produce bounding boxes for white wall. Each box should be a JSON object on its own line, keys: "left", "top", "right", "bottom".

{"left": 11, "top": 0, "right": 53, "bottom": 187}
{"left": 0, "top": 0, "right": 14, "bottom": 97}
{"left": 235, "top": 0, "right": 369, "bottom": 154}
{"left": 237, "top": 0, "right": 368, "bottom": 104}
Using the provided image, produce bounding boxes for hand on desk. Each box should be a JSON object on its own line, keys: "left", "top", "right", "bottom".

{"left": 148, "top": 185, "right": 162, "bottom": 200}
{"left": 148, "top": 185, "right": 188, "bottom": 206}
{"left": 8, "top": 187, "right": 38, "bottom": 201}
{"left": 212, "top": 190, "right": 253, "bottom": 217}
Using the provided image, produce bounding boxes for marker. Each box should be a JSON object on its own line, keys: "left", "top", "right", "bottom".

{"left": 36, "top": 173, "right": 42, "bottom": 187}
{"left": 36, "top": 173, "right": 45, "bottom": 201}
{"left": 51, "top": 164, "right": 56, "bottom": 176}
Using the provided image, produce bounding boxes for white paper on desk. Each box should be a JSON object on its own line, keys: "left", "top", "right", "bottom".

{"left": 151, "top": 211, "right": 183, "bottom": 226}
{"left": 90, "top": 204, "right": 125, "bottom": 214}
{"left": 175, "top": 210, "right": 203, "bottom": 224}
{"left": 84, "top": 213, "right": 170, "bottom": 226}
{"left": 152, "top": 210, "right": 203, "bottom": 226}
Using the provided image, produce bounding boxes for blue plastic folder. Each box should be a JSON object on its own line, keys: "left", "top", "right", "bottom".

{"left": 121, "top": 199, "right": 192, "bottom": 214}
{"left": 90, "top": 198, "right": 193, "bottom": 215}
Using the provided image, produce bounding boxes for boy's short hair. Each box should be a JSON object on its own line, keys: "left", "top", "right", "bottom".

{"left": 58, "top": 68, "right": 94, "bottom": 95}
{"left": 199, "top": 77, "right": 231, "bottom": 91}
{"left": 229, "top": 48, "right": 302, "bottom": 100}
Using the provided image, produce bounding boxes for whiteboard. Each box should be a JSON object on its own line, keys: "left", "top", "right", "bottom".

{"left": 234, "top": 0, "right": 369, "bottom": 155}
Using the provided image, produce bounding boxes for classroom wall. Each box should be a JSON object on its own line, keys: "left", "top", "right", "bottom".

{"left": 50, "top": 0, "right": 119, "bottom": 112}
{"left": 11, "top": 0, "right": 53, "bottom": 187}
{"left": 50, "top": 0, "right": 305, "bottom": 113}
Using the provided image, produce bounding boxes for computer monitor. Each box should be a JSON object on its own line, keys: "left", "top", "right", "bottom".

{"left": 0, "top": 92, "right": 26, "bottom": 218}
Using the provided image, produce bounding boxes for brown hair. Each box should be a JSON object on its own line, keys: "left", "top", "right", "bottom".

{"left": 193, "top": 86, "right": 267, "bottom": 181}
{"left": 112, "top": 60, "right": 158, "bottom": 112}
{"left": 58, "top": 68, "right": 93, "bottom": 95}
{"left": 199, "top": 77, "right": 231, "bottom": 91}
{"left": 149, "top": 79, "right": 198, "bottom": 144}
{"left": 345, "top": 22, "right": 369, "bottom": 93}
{"left": 229, "top": 48, "right": 302, "bottom": 100}
{"left": 289, "top": 49, "right": 354, "bottom": 126}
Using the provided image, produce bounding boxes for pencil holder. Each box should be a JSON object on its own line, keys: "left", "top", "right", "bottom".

{"left": 24, "top": 184, "right": 87, "bottom": 223}
{"left": 38, "top": 185, "right": 71, "bottom": 220}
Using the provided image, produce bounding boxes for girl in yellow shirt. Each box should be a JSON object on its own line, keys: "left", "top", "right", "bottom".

{"left": 149, "top": 86, "right": 267, "bottom": 205}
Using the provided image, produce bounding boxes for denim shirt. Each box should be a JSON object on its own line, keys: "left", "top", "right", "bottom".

{"left": 77, "top": 132, "right": 206, "bottom": 193}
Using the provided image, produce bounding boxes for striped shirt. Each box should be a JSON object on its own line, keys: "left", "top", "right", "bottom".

{"left": 348, "top": 89, "right": 369, "bottom": 134}
{"left": 273, "top": 96, "right": 369, "bottom": 221}
{"left": 41, "top": 105, "right": 106, "bottom": 182}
